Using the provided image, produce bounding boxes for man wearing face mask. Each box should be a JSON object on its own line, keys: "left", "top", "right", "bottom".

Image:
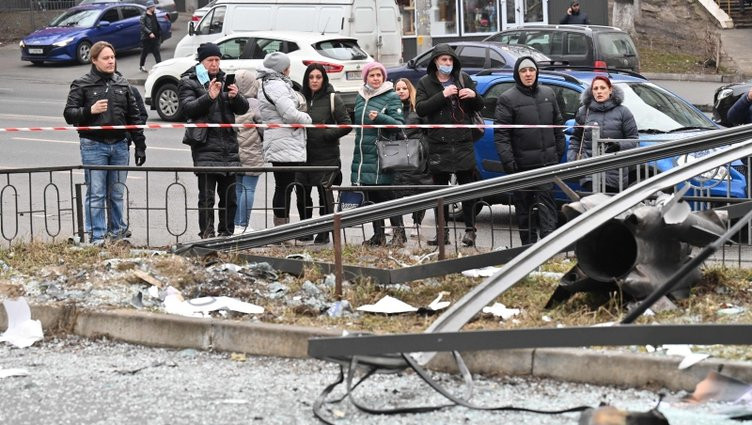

{"left": 494, "top": 56, "right": 565, "bottom": 246}
{"left": 415, "top": 43, "right": 484, "bottom": 247}
{"left": 178, "top": 42, "right": 249, "bottom": 239}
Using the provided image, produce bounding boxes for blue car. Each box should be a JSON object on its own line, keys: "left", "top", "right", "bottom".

{"left": 386, "top": 41, "right": 550, "bottom": 86}
{"left": 20, "top": 2, "right": 172, "bottom": 65}
{"left": 469, "top": 68, "right": 745, "bottom": 208}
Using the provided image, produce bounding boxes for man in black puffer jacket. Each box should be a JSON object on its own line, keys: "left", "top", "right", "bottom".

{"left": 494, "top": 56, "right": 565, "bottom": 245}
{"left": 179, "top": 42, "right": 249, "bottom": 239}
{"left": 415, "top": 43, "right": 485, "bottom": 247}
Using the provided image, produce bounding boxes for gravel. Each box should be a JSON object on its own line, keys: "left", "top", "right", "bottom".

{"left": 0, "top": 337, "right": 746, "bottom": 425}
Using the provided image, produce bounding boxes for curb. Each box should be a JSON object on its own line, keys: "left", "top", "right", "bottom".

{"left": 642, "top": 72, "right": 739, "bottom": 83}
{"left": 5, "top": 304, "right": 752, "bottom": 391}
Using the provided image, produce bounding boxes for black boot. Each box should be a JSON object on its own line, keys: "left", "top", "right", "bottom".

{"left": 461, "top": 229, "right": 476, "bottom": 247}
{"left": 363, "top": 221, "right": 386, "bottom": 246}
{"left": 427, "top": 229, "right": 450, "bottom": 246}
{"left": 388, "top": 227, "right": 406, "bottom": 247}
{"left": 314, "top": 233, "right": 330, "bottom": 244}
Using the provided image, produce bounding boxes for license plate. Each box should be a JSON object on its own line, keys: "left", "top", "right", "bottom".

{"left": 28, "top": 48, "right": 43, "bottom": 54}
{"left": 346, "top": 71, "right": 361, "bottom": 80}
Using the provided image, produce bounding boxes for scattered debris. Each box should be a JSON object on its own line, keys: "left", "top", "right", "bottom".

{"left": 326, "top": 300, "right": 352, "bottom": 317}
{"left": 0, "top": 368, "right": 29, "bottom": 378}
{"left": 132, "top": 269, "right": 163, "bottom": 287}
{"left": 461, "top": 266, "right": 501, "bottom": 278}
{"left": 115, "top": 360, "right": 176, "bottom": 375}
{"left": 163, "top": 286, "right": 264, "bottom": 318}
{"left": 482, "top": 302, "right": 521, "bottom": 320}
{"left": 662, "top": 344, "right": 710, "bottom": 369}
{"left": 0, "top": 298, "right": 43, "bottom": 348}
{"left": 717, "top": 304, "right": 746, "bottom": 316}
{"left": 357, "top": 295, "right": 418, "bottom": 314}
{"left": 230, "top": 352, "right": 247, "bottom": 362}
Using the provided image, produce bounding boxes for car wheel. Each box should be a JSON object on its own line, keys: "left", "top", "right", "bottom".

{"left": 30, "top": 60, "right": 44, "bottom": 66}
{"left": 155, "top": 83, "right": 182, "bottom": 121}
{"left": 76, "top": 41, "right": 91, "bottom": 64}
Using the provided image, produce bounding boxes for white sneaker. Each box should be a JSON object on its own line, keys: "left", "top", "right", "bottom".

{"left": 232, "top": 226, "right": 254, "bottom": 236}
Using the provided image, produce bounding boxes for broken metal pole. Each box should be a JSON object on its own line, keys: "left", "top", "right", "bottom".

{"left": 437, "top": 198, "right": 445, "bottom": 260}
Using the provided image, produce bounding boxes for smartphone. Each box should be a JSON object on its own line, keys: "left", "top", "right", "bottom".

{"left": 223, "top": 74, "right": 236, "bottom": 92}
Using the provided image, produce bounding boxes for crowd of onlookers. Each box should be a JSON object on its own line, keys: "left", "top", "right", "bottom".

{"left": 64, "top": 38, "right": 641, "bottom": 248}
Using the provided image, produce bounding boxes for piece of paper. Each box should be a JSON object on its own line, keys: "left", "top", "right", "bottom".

{"left": 664, "top": 344, "right": 710, "bottom": 370}
{"left": 461, "top": 266, "right": 501, "bottom": 278}
{"left": 427, "top": 292, "right": 450, "bottom": 311}
{"left": 0, "top": 368, "right": 29, "bottom": 378}
{"left": 357, "top": 295, "right": 417, "bottom": 314}
{"left": 0, "top": 298, "right": 43, "bottom": 348}
{"left": 481, "top": 302, "right": 520, "bottom": 320}
{"left": 164, "top": 288, "right": 264, "bottom": 317}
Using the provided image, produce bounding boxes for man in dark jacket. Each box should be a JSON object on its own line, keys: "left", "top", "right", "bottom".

{"left": 494, "top": 56, "right": 565, "bottom": 245}
{"left": 560, "top": 1, "right": 589, "bottom": 24}
{"left": 415, "top": 43, "right": 485, "bottom": 247}
{"left": 64, "top": 41, "right": 146, "bottom": 245}
{"left": 139, "top": 0, "right": 161, "bottom": 72}
{"left": 728, "top": 88, "right": 752, "bottom": 126}
{"left": 178, "top": 42, "right": 249, "bottom": 239}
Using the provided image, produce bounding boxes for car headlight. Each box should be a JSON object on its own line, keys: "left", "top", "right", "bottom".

{"left": 676, "top": 151, "right": 729, "bottom": 185}
{"left": 716, "top": 88, "right": 733, "bottom": 101}
{"left": 19, "top": 40, "right": 25, "bottom": 48}
{"left": 52, "top": 38, "right": 75, "bottom": 48}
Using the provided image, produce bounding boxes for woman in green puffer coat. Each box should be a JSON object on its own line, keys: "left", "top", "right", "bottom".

{"left": 351, "top": 62, "right": 406, "bottom": 247}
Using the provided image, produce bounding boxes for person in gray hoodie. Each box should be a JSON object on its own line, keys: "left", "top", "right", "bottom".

{"left": 567, "top": 75, "right": 638, "bottom": 193}
{"left": 232, "top": 69, "right": 264, "bottom": 235}
{"left": 257, "top": 52, "right": 312, "bottom": 227}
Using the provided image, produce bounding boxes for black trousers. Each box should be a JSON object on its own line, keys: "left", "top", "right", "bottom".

{"left": 364, "top": 189, "right": 404, "bottom": 236}
{"left": 432, "top": 170, "right": 477, "bottom": 231}
{"left": 513, "top": 183, "right": 557, "bottom": 245}
{"left": 272, "top": 162, "right": 302, "bottom": 219}
{"left": 139, "top": 38, "right": 161, "bottom": 67}
{"left": 197, "top": 173, "right": 236, "bottom": 238}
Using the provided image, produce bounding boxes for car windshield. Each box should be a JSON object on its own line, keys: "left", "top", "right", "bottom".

{"left": 618, "top": 82, "right": 712, "bottom": 132}
{"left": 50, "top": 9, "right": 100, "bottom": 27}
{"left": 314, "top": 39, "right": 369, "bottom": 61}
{"left": 502, "top": 45, "right": 550, "bottom": 63}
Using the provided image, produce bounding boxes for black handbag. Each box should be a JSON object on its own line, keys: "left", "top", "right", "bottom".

{"left": 182, "top": 120, "right": 208, "bottom": 147}
{"left": 375, "top": 130, "right": 425, "bottom": 172}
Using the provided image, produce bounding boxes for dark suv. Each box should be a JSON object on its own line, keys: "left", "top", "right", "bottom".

{"left": 484, "top": 25, "right": 640, "bottom": 72}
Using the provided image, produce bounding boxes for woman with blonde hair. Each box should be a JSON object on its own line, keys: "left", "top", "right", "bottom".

{"left": 393, "top": 78, "right": 432, "bottom": 238}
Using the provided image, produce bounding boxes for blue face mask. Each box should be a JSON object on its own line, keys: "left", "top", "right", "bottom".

{"left": 195, "top": 63, "right": 210, "bottom": 86}
{"left": 438, "top": 64, "right": 453, "bottom": 74}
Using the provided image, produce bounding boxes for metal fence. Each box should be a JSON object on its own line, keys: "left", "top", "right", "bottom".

{"left": 0, "top": 0, "right": 76, "bottom": 11}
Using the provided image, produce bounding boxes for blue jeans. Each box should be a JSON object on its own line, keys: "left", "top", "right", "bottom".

{"left": 80, "top": 138, "right": 129, "bottom": 242}
{"left": 234, "top": 175, "right": 259, "bottom": 228}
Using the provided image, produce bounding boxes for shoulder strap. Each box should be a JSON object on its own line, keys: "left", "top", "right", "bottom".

{"left": 261, "top": 81, "right": 275, "bottom": 106}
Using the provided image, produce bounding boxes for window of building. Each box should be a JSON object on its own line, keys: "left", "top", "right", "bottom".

{"left": 431, "top": 0, "right": 457, "bottom": 36}
{"left": 461, "top": 0, "right": 498, "bottom": 34}
{"left": 397, "top": 0, "right": 416, "bottom": 36}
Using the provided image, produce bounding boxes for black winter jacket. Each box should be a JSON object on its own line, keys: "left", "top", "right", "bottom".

{"left": 493, "top": 56, "right": 565, "bottom": 173}
{"left": 178, "top": 66, "right": 249, "bottom": 166}
{"left": 140, "top": 12, "right": 161, "bottom": 41}
{"left": 415, "top": 43, "right": 484, "bottom": 173}
{"left": 304, "top": 83, "right": 352, "bottom": 166}
{"left": 64, "top": 66, "right": 145, "bottom": 148}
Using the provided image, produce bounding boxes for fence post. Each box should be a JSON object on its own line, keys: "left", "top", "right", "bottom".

{"left": 591, "top": 125, "right": 602, "bottom": 194}
{"left": 333, "top": 213, "right": 343, "bottom": 300}
{"left": 437, "top": 198, "right": 445, "bottom": 260}
{"left": 75, "top": 183, "right": 85, "bottom": 242}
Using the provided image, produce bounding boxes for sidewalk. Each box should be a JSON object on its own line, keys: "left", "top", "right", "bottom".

{"left": 721, "top": 26, "right": 752, "bottom": 78}
{"left": 6, "top": 303, "right": 752, "bottom": 393}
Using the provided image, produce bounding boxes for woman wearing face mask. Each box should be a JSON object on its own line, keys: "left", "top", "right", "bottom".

{"left": 568, "top": 75, "right": 638, "bottom": 193}
{"left": 415, "top": 43, "right": 484, "bottom": 247}
{"left": 393, "top": 78, "right": 432, "bottom": 239}
{"left": 296, "top": 63, "right": 352, "bottom": 244}
{"left": 351, "top": 62, "right": 406, "bottom": 247}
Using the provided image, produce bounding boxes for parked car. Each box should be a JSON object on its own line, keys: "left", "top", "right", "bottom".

{"left": 19, "top": 2, "right": 171, "bottom": 65}
{"left": 78, "top": 0, "right": 178, "bottom": 22}
{"left": 144, "top": 31, "right": 373, "bottom": 121}
{"left": 386, "top": 41, "right": 550, "bottom": 86}
{"left": 483, "top": 25, "right": 640, "bottom": 72}
{"left": 464, "top": 68, "right": 743, "bottom": 214}
{"left": 712, "top": 80, "right": 752, "bottom": 127}
{"left": 188, "top": 0, "right": 216, "bottom": 31}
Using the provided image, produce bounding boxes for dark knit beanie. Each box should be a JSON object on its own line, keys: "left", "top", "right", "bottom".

{"left": 197, "top": 43, "right": 221, "bottom": 63}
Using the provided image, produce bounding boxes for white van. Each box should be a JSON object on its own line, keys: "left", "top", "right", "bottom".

{"left": 174, "top": 0, "right": 403, "bottom": 66}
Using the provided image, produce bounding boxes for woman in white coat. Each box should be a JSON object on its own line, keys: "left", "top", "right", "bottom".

{"left": 257, "top": 52, "right": 312, "bottom": 226}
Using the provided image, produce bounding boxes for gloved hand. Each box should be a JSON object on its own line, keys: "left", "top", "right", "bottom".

{"left": 135, "top": 148, "right": 146, "bottom": 166}
{"left": 604, "top": 142, "right": 620, "bottom": 153}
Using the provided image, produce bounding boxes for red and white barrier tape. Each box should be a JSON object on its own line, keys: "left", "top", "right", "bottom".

{"left": 0, "top": 123, "right": 588, "bottom": 133}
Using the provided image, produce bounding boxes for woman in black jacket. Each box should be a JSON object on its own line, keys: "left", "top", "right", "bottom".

{"left": 415, "top": 43, "right": 484, "bottom": 247}
{"left": 296, "top": 63, "right": 352, "bottom": 244}
{"left": 393, "top": 78, "right": 432, "bottom": 238}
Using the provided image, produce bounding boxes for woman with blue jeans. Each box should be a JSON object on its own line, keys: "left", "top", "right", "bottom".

{"left": 233, "top": 69, "right": 263, "bottom": 235}
{"left": 64, "top": 41, "right": 146, "bottom": 245}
